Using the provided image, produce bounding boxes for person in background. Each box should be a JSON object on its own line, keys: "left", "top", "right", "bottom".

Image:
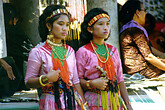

{"left": 0, "top": 3, "right": 33, "bottom": 98}
{"left": 144, "top": 13, "right": 165, "bottom": 57}
{"left": 76, "top": 8, "right": 133, "bottom": 110}
{"left": 25, "top": 5, "right": 87, "bottom": 110}
{"left": 119, "top": 0, "right": 165, "bottom": 78}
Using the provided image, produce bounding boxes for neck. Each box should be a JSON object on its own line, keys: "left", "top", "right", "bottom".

{"left": 133, "top": 15, "right": 144, "bottom": 26}
{"left": 51, "top": 38, "right": 62, "bottom": 44}
{"left": 92, "top": 38, "right": 105, "bottom": 45}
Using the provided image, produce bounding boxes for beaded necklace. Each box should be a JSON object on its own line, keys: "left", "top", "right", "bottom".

{"left": 95, "top": 43, "right": 107, "bottom": 57}
{"left": 90, "top": 41, "right": 109, "bottom": 63}
{"left": 90, "top": 41, "right": 121, "bottom": 110}
{"left": 48, "top": 43, "right": 68, "bottom": 61}
{"left": 50, "top": 45, "right": 68, "bottom": 61}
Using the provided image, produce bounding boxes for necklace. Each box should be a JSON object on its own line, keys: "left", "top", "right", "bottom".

{"left": 90, "top": 41, "right": 109, "bottom": 63}
{"left": 95, "top": 43, "right": 107, "bottom": 56}
{"left": 46, "top": 39, "right": 63, "bottom": 46}
{"left": 49, "top": 45, "right": 68, "bottom": 61}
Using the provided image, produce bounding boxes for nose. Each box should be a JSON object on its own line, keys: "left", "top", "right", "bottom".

{"left": 103, "top": 24, "right": 109, "bottom": 30}
{"left": 62, "top": 25, "right": 69, "bottom": 31}
{"left": 62, "top": 25, "right": 66, "bottom": 30}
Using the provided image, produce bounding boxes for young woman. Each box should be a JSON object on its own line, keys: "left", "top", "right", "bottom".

{"left": 76, "top": 8, "right": 133, "bottom": 110}
{"left": 119, "top": 0, "right": 165, "bottom": 78}
{"left": 25, "top": 5, "right": 86, "bottom": 110}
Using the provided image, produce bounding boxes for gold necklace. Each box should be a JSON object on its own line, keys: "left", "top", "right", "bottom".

{"left": 49, "top": 45, "right": 68, "bottom": 61}
{"left": 90, "top": 41, "right": 109, "bottom": 63}
{"left": 46, "top": 39, "right": 63, "bottom": 46}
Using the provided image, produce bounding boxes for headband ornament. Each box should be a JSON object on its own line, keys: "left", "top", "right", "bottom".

{"left": 46, "top": 8, "right": 68, "bottom": 22}
{"left": 88, "top": 13, "right": 110, "bottom": 26}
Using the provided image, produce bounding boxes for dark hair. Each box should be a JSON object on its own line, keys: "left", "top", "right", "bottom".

{"left": 38, "top": 5, "right": 69, "bottom": 42}
{"left": 80, "top": 8, "right": 109, "bottom": 46}
{"left": 3, "top": 3, "right": 18, "bottom": 26}
{"left": 145, "top": 13, "right": 156, "bottom": 32}
{"left": 119, "top": 0, "right": 142, "bottom": 25}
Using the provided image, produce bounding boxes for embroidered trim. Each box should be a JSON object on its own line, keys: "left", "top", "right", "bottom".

{"left": 46, "top": 8, "right": 68, "bottom": 22}
{"left": 88, "top": 13, "right": 110, "bottom": 26}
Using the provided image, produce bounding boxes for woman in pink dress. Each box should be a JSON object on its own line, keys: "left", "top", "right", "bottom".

{"left": 76, "top": 8, "right": 133, "bottom": 110}
{"left": 25, "top": 5, "right": 86, "bottom": 110}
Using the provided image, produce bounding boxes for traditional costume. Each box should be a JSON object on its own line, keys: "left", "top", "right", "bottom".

{"left": 76, "top": 41, "right": 124, "bottom": 110}
{"left": 25, "top": 41, "right": 80, "bottom": 110}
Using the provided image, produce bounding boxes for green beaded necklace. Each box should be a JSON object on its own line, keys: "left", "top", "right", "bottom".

{"left": 94, "top": 43, "right": 108, "bottom": 58}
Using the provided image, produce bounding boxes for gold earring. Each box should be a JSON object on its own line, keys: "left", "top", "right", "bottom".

{"left": 47, "top": 29, "right": 54, "bottom": 40}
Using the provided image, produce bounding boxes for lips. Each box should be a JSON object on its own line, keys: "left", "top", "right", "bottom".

{"left": 62, "top": 33, "right": 67, "bottom": 36}
{"left": 104, "top": 32, "right": 108, "bottom": 34}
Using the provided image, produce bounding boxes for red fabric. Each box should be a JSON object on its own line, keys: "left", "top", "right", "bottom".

{"left": 154, "top": 22, "right": 165, "bottom": 31}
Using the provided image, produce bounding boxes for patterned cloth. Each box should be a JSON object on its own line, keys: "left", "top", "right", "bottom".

{"left": 25, "top": 42, "right": 80, "bottom": 110}
{"left": 119, "top": 21, "right": 164, "bottom": 78}
{"left": 76, "top": 43, "right": 124, "bottom": 109}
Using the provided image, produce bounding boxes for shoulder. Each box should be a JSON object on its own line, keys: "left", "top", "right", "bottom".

{"left": 66, "top": 45, "right": 75, "bottom": 54}
{"left": 106, "top": 44, "right": 117, "bottom": 52}
{"left": 120, "top": 27, "right": 144, "bottom": 36}
{"left": 76, "top": 44, "right": 92, "bottom": 54}
{"left": 30, "top": 42, "right": 47, "bottom": 55}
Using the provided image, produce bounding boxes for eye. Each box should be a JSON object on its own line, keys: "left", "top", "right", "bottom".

{"left": 58, "top": 22, "right": 64, "bottom": 25}
{"left": 66, "top": 22, "right": 70, "bottom": 27}
{"left": 106, "top": 22, "right": 110, "bottom": 25}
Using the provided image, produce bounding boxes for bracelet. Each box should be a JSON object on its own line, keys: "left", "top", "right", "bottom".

{"left": 39, "top": 75, "right": 49, "bottom": 86}
{"left": 86, "top": 80, "right": 91, "bottom": 90}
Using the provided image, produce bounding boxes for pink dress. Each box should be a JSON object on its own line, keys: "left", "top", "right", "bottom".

{"left": 25, "top": 42, "right": 80, "bottom": 110}
{"left": 76, "top": 43, "right": 124, "bottom": 110}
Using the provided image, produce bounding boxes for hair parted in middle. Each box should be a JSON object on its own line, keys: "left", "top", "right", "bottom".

{"left": 38, "top": 5, "right": 69, "bottom": 42}
{"left": 80, "top": 8, "right": 110, "bottom": 46}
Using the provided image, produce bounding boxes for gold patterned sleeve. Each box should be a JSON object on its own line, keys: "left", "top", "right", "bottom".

{"left": 133, "top": 34, "right": 151, "bottom": 58}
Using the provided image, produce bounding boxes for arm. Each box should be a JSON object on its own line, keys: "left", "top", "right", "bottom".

{"left": 26, "top": 66, "right": 60, "bottom": 88}
{"left": 0, "top": 58, "right": 15, "bottom": 80}
{"left": 151, "top": 46, "right": 165, "bottom": 58}
{"left": 145, "top": 53, "right": 165, "bottom": 71}
{"left": 80, "top": 78, "right": 108, "bottom": 91}
{"left": 74, "top": 83, "right": 86, "bottom": 103}
{"left": 25, "top": 48, "right": 60, "bottom": 88}
{"left": 119, "top": 81, "right": 133, "bottom": 110}
{"left": 134, "top": 34, "right": 165, "bottom": 71}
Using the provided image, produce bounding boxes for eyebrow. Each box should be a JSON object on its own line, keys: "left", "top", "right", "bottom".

{"left": 97, "top": 20, "right": 110, "bottom": 23}
{"left": 57, "top": 21, "right": 70, "bottom": 23}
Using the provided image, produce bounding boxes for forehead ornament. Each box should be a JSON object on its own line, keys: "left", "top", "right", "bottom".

{"left": 46, "top": 8, "right": 68, "bottom": 22}
{"left": 88, "top": 13, "right": 110, "bottom": 26}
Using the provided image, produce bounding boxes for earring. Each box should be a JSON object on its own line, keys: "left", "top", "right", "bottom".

{"left": 47, "top": 29, "right": 54, "bottom": 40}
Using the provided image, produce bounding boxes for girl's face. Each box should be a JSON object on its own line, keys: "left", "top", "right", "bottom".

{"left": 92, "top": 17, "right": 110, "bottom": 40}
{"left": 50, "top": 14, "right": 69, "bottom": 42}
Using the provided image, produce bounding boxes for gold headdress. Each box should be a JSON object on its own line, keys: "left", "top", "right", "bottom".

{"left": 46, "top": 8, "right": 68, "bottom": 22}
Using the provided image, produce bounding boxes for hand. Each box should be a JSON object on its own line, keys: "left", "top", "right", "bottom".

{"left": 0, "top": 59, "right": 15, "bottom": 80}
{"left": 46, "top": 68, "right": 60, "bottom": 82}
{"left": 91, "top": 77, "right": 108, "bottom": 90}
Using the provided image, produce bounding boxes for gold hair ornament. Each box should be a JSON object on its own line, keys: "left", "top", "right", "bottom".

{"left": 46, "top": 8, "right": 68, "bottom": 22}
{"left": 88, "top": 13, "right": 110, "bottom": 26}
